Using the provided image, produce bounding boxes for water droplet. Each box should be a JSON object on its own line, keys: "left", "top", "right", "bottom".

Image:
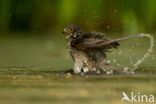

{"left": 114, "top": 9, "right": 117, "bottom": 13}
{"left": 107, "top": 60, "right": 110, "bottom": 63}
{"left": 117, "top": 64, "right": 120, "bottom": 67}
{"left": 123, "top": 67, "right": 129, "bottom": 71}
{"left": 107, "top": 25, "right": 110, "bottom": 29}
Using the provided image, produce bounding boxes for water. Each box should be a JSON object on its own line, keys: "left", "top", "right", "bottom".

{"left": 115, "top": 33, "right": 154, "bottom": 73}
{"left": 0, "top": 35, "right": 155, "bottom": 104}
{"left": 133, "top": 33, "right": 154, "bottom": 71}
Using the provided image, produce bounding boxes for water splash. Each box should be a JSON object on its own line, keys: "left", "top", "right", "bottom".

{"left": 112, "top": 33, "right": 154, "bottom": 73}
{"left": 132, "top": 33, "right": 154, "bottom": 71}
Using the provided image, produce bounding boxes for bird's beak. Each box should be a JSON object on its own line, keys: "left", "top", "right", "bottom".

{"left": 62, "top": 28, "right": 67, "bottom": 34}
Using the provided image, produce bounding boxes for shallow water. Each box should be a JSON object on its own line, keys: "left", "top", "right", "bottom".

{"left": 0, "top": 36, "right": 155, "bottom": 104}
{"left": 0, "top": 68, "right": 156, "bottom": 104}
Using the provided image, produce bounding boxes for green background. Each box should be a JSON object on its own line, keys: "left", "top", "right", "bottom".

{"left": 0, "top": 1, "right": 156, "bottom": 104}
{"left": 0, "top": 0, "right": 155, "bottom": 69}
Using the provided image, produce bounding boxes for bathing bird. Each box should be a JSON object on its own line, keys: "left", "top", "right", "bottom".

{"left": 62, "top": 24, "right": 123, "bottom": 74}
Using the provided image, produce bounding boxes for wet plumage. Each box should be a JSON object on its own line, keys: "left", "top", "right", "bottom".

{"left": 63, "top": 24, "right": 122, "bottom": 74}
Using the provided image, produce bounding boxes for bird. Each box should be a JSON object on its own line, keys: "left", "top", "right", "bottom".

{"left": 62, "top": 24, "right": 123, "bottom": 74}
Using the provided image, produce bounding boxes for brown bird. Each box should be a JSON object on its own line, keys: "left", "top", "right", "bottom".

{"left": 63, "top": 24, "right": 123, "bottom": 74}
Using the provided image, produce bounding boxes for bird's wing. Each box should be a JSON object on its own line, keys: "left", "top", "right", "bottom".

{"left": 89, "top": 32, "right": 106, "bottom": 38}
{"left": 75, "top": 38, "right": 119, "bottom": 49}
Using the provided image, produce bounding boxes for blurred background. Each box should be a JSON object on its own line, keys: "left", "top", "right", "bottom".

{"left": 0, "top": 0, "right": 156, "bottom": 70}
{"left": 1, "top": 0, "right": 156, "bottom": 34}
{"left": 0, "top": 1, "right": 156, "bottom": 104}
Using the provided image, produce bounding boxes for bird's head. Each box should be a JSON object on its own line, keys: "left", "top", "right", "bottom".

{"left": 62, "top": 24, "right": 82, "bottom": 37}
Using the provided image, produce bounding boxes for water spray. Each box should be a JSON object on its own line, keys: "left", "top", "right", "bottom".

{"left": 105, "top": 33, "right": 154, "bottom": 73}
{"left": 133, "top": 33, "right": 154, "bottom": 71}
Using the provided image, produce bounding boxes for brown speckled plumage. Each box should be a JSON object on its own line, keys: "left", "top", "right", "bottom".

{"left": 63, "top": 24, "right": 123, "bottom": 74}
